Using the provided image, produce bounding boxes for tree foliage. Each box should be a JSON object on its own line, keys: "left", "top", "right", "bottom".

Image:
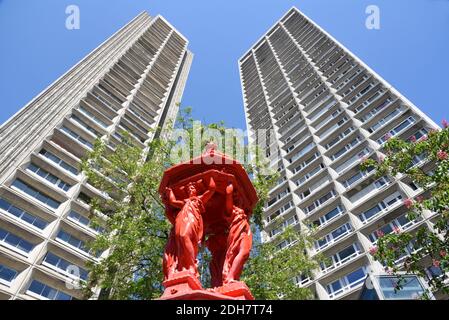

{"left": 241, "top": 225, "right": 319, "bottom": 300}
{"left": 361, "top": 121, "right": 449, "bottom": 297}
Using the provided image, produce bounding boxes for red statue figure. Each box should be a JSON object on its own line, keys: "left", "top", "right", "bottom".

{"left": 165, "top": 178, "right": 216, "bottom": 278}
{"left": 222, "top": 183, "right": 252, "bottom": 284}
{"left": 206, "top": 232, "right": 228, "bottom": 288}
{"left": 158, "top": 145, "right": 258, "bottom": 300}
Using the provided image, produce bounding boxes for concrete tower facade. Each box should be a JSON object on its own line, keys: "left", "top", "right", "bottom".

{"left": 240, "top": 7, "right": 440, "bottom": 299}
{"left": 0, "top": 12, "right": 192, "bottom": 300}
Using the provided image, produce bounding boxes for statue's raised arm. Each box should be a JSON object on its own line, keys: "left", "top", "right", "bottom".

{"left": 166, "top": 187, "right": 184, "bottom": 209}
{"left": 199, "top": 177, "right": 216, "bottom": 204}
{"left": 225, "top": 183, "right": 234, "bottom": 218}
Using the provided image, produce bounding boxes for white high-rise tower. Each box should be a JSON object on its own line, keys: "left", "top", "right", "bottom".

{"left": 240, "top": 7, "right": 439, "bottom": 300}
{"left": 0, "top": 12, "right": 192, "bottom": 300}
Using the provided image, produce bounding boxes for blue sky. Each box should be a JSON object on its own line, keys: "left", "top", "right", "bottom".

{"left": 0, "top": 0, "right": 448, "bottom": 129}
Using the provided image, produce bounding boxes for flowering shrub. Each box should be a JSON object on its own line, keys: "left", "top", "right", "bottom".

{"left": 361, "top": 120, "right": 449, "bottom": 297}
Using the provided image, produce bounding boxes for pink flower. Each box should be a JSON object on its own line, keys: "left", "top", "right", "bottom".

{"left": 376, "top": 230, "right": 385, "bottom": 238}
{"left": 360, "top": 155, "right": 368, "bottom": 163}
{"left": 384, "top": 133, "right": 392, "bottom": 141}
{"left": 409, "top": 135, "right": 417, "bottom": 143}
{"left": 419, "top": 135, "right": 428, "bottom": 142}
{"left": 404, "top": 198, "right": 414, "bottom": 209}
{"left": 440, "top": 250, "right": 447, "bottom": 258}
{"left": 378, "top": 155, "right": 385, "bottom": 163}
{"left": 437, "top": 150, "right": 448, "bottom": 161}
{"left": 393, "top": 226, "right": 401, "bottom": 234}
{"left": 416, "top": 196, "right": 424, "bottom": 203}
{"left": 442, "top": 119, "right": 449, "bottom": 128}
{"left": 433, "top": 259, "right": 440, "bottom": 268}
{"left": 369, "top": 246, "right": 378, "bottom": 255}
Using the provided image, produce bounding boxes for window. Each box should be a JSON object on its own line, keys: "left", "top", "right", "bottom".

{"left": 326, "top": 267, "right": 367, "bottom": 297}
{"left": 410, "top": 128, "right": 428, "bottom": 141}
{"left": 359, "top": 192, "right": 402, "bottom": 223}
{"left": 70, "top": 115, "right": 100, "bottom": 137}
{"left": 369, "top": 223, "right": 394, "bottom": 243}
{"left": 295, "top": 163, "right": 324, "bottom": 186}
{"left": 325, "top": 127, "right": 354, "bottom": 149}
{"left": 43, "top": 252, "right": 88, "bottom": 280}
{"left": 78, "top": 106, "right": 108, "bottom": 128}
{"left": 368, "top": 107, "right": 403, "bottom": 133}
{"left": 379, "top": 276, "right": 425, "bottom": 300}
{"left": 68, "top": 210, "right": 104, "bottom": 233}
{"left": 331, "top": 137, "right": 361, "bottom": 160}
{"left": 27, "top": 164, "right": 72, "bottom": 192}
{"left": 289, "top": 142, "right": 315, "bottom": 163}
{"left": 361, "top": 98, "right": 392, "bottom": 122}
{"left": 60, "top": 126, "right": 93, "bottom": 149}
{"left": 267, "top": 201, "right": 293, "bottom": 223}
{"left": 343, "top": 167, "right": 374, "bottom": 188}
{"left": 39, "top": 149, "right": 78, "bottom": 175}
{"left": 426, "top": 266, "right": 443, "bottom": 280}
{"left": 0, "top": 228, "right": 35, "bottom": 253}
{"left": 315, "top": 222, "right": 352, "bottom": 250}
{"left": 11, "top": 179, "right": 61, "bottom": 210}
{"left": 56, "top": 230, "right": 87, "bottom": 253}
{"left": 0, "top": 197, "right": 48, "bottom": 229}
{"left": 320, "top": 243, "right": 360, "bottom": 271}
{"left": 0, "top": 264, "right": 18, "bottom": 283}
{"left": 376, "top": 117, "right": 416, "bottom": 145}
{"left": 27, "top": 280, "right": 76, "bottom": 300}
{"left": 305, "top": 190, "right": 336, "bottom": 215}
{"left": 313, "top": 205, "right": 344, "bottom": 227}
{"left": 267, "top": 188, "right": 290, "bottom": 207}
{"left": 293, "top": 152, "right": 320, "bottom": 174}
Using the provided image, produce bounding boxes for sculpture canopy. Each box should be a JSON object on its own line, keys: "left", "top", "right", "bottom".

{"left": 158, "top": 148, "right": 258, "bottom": 235}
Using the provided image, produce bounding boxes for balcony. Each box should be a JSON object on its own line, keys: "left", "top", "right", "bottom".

{"left": 298, "top": 175, "right": 332, "bottom": 201}
{"left": 309, "top": 100, "right": 338, "bottom": 125}
{"left": 314, "top": 108, "right": 342, "bottom": 132}
{"left": 376, "top": 116, "right": 417, "bottom": 146}
{"left": 358, "top": 191, "right": 403, "bottom": 224}
{"left": 288, "top": 141, "right": 315, "bottom": 164}
{"left": 348, "top": 176, "right": 391, "bottom": 204}
{"left": 291, "top": 151, "right": 321, "bottom": 175}
{"left": 314, "top": 222, "right": 353, "bottom": 252}
{"left": 330, "top": 136, "right": 363, "bottom": 162}
{"left": 303, "top": 189, "right": 337, "bottom": 217}
{"left": 326, "top": 266, "right": 367, "bottom": 299}
{"left": 317, "top": 116, "right": 349, "bottom": 141}
{"left": 319, "top": 243, "right": 363, "bottom": 276}
{"left": 334, "top": 147, "right": 372, "bottom": 175}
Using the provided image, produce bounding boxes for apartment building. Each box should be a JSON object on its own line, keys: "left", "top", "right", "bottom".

{"left": 239, "top": 7, "right": 440, "bottom": 299}
{"left": 0, "top": 12, "right": 192, "bottom": 300}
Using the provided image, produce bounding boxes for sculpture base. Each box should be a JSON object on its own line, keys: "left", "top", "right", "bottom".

{"left": 159, "top": 271, "right": 254, "bottom": 300}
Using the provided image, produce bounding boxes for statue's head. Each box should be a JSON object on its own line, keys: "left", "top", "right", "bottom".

{"left": 186, "top": 182, "right": 198, "bottom": 197}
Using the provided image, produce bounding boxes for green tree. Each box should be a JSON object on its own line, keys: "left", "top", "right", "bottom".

{"left": 81, "top": 107, "right": 319, "bottom": 300}
{"left": 241, "top": 225, "right": 319, "bottom": 300}
{"left": 361, "top": 121, "right": 449, "bottom": 297}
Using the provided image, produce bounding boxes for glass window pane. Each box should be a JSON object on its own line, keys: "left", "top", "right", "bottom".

{"left": 28, "top": 280, "right": 45, "bottom": 295}
{"left": 346, "top": 268, "right": 366, "bottom": 285}
{"left": 0, "top": 198, "right": 10, "bottom": 211}
{"left": 0, "top": 264, "right": 18, "bottom": 282}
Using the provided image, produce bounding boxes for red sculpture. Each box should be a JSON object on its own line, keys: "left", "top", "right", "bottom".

{"left": 222, "top": 183, "right": 252, "bottom": 285}
{"left": 158, "top": 144, "right": 258, "bottom": 300}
